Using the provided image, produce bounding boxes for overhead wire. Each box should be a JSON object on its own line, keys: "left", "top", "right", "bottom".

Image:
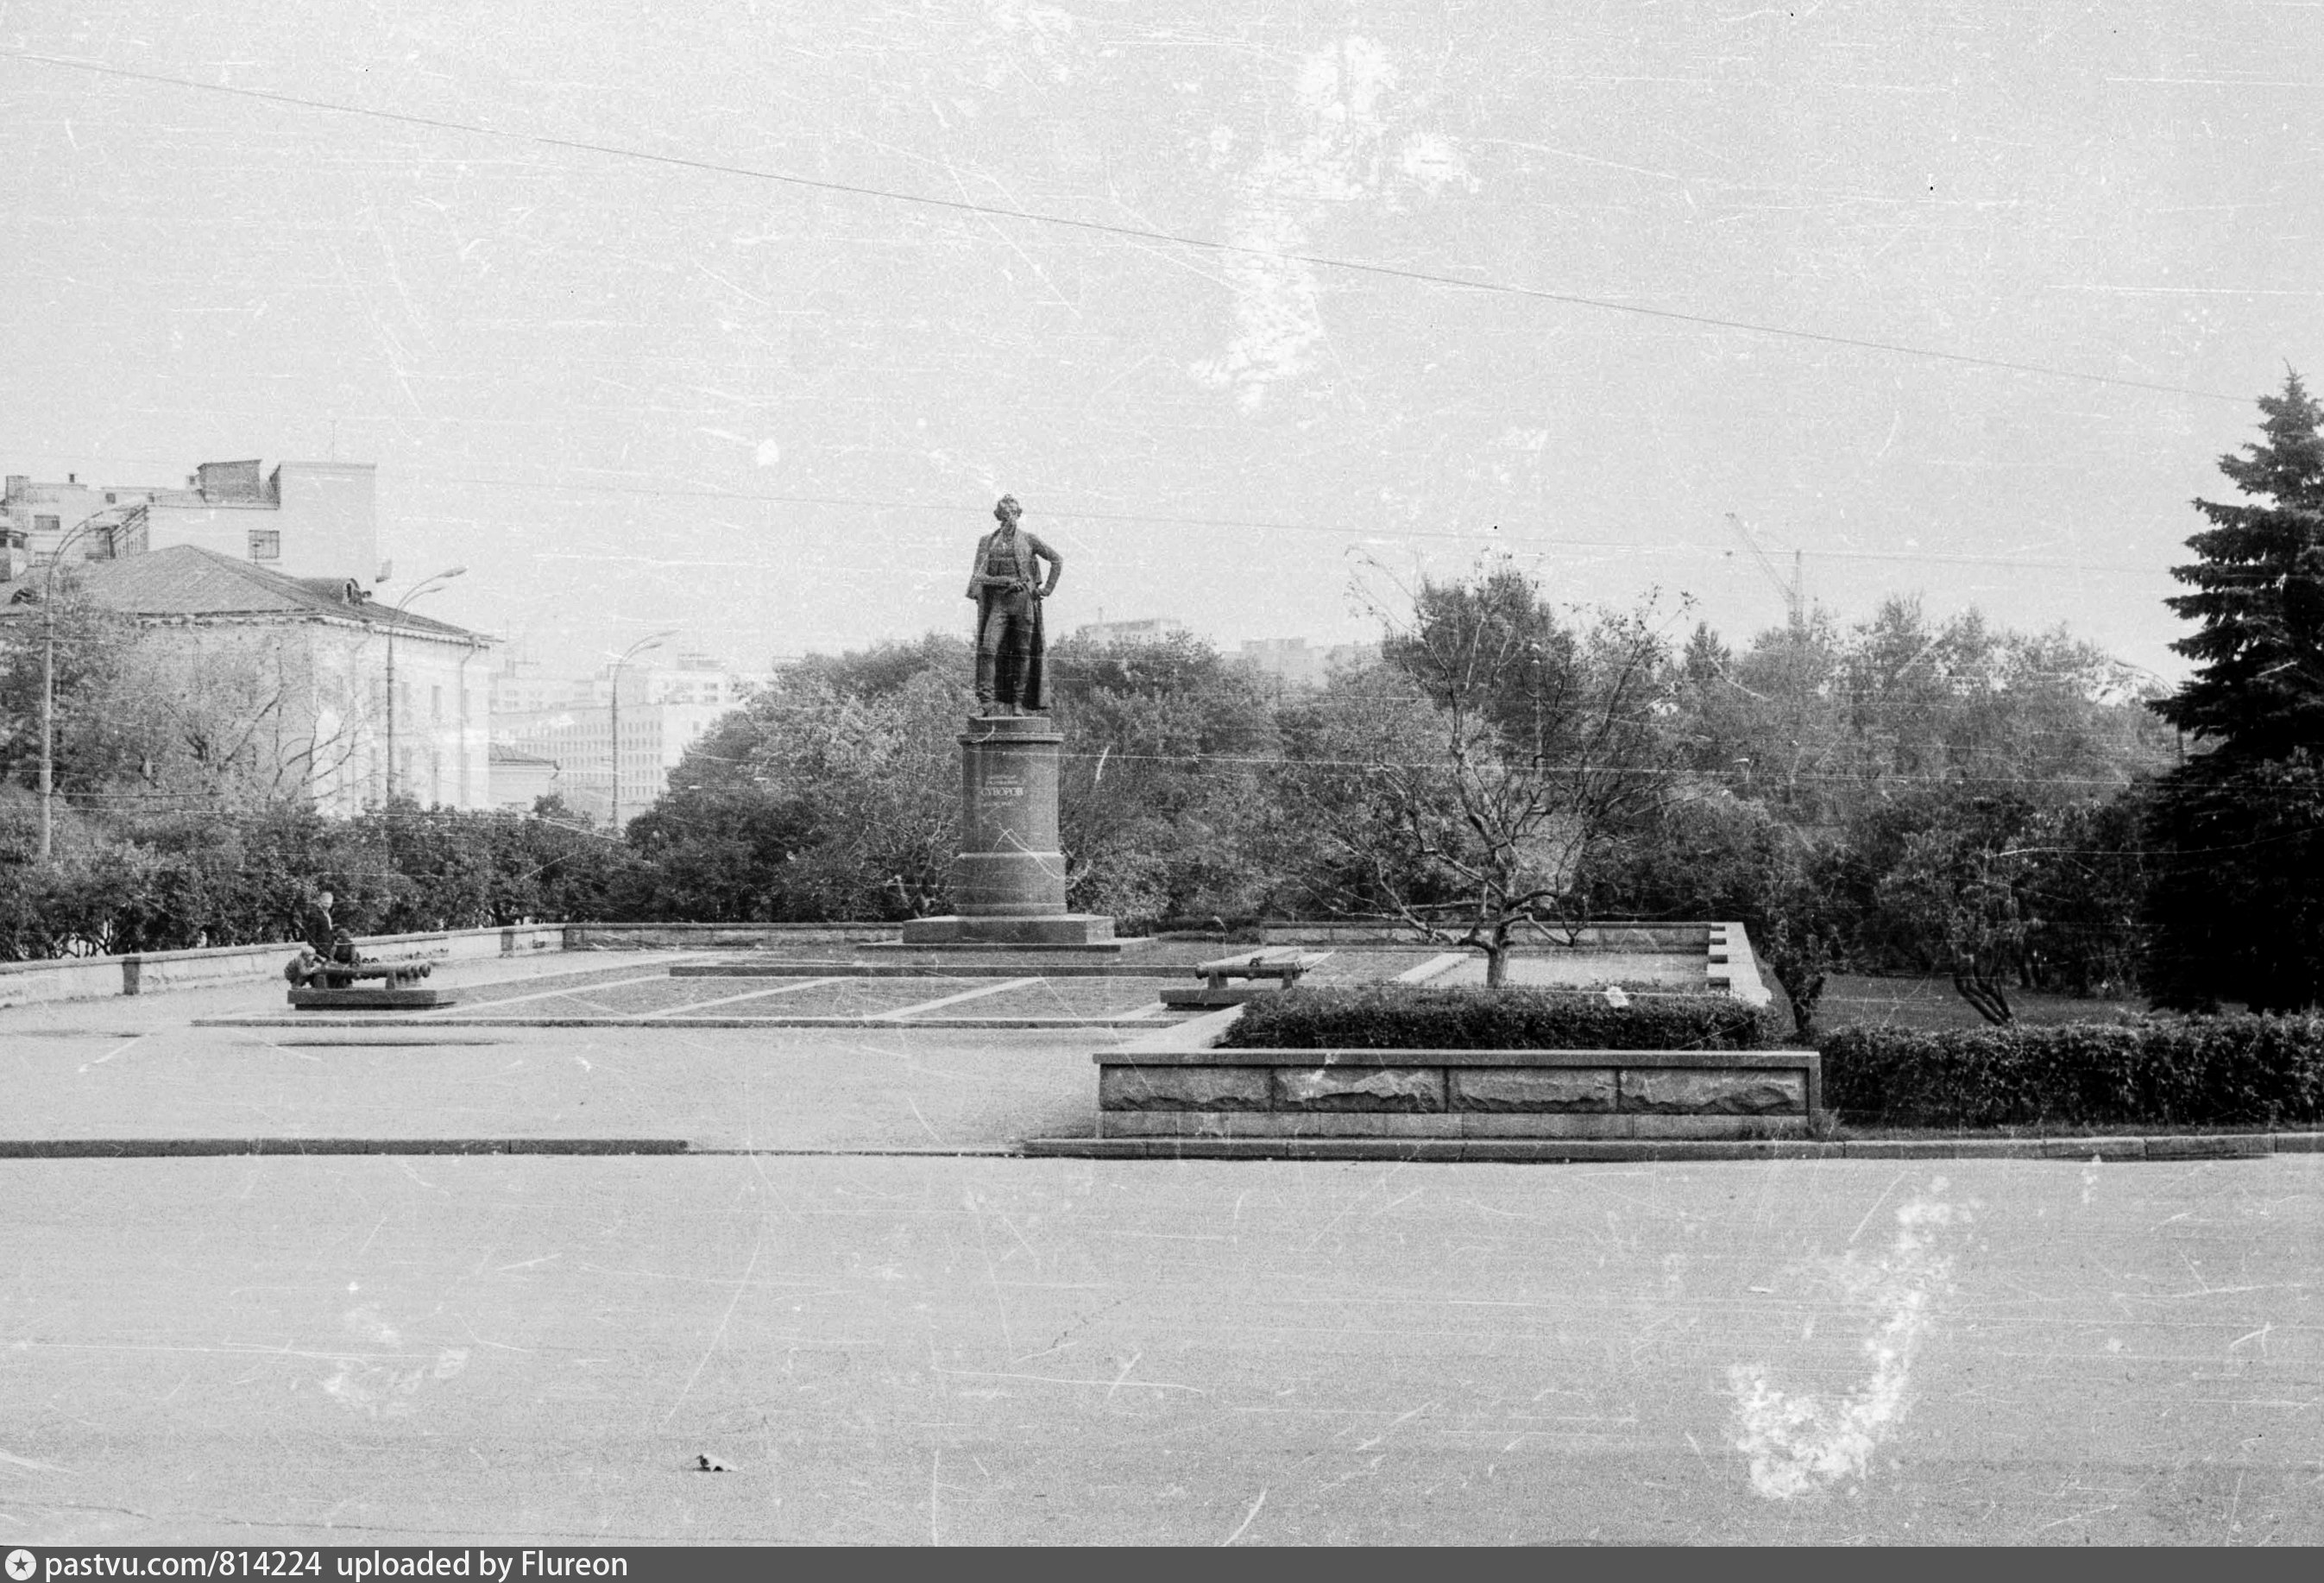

{"left": 440, "top": 472, "right": 2176, "bottom": 575}
{"left": 0, "top": 47, "right": 2248, "bottom": 596}
{"left": 0, "top": 48, "right": 2254, "bottom": 407}
{"left": 13, "top": 451, "right": 2180, "bottom": 576}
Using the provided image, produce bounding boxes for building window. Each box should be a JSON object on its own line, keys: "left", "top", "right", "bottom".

{"left": 33, "top": 515, "right": 59, "bottom": 534}
{"left": 249, "top": 529, "right": 281, "bottom": 561}
{"left": 431, "top": 685, "right": 443, "bottom": 721}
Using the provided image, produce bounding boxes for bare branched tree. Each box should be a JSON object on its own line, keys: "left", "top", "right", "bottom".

{"left": 1279, "top": 558, "right": 1679, "bottom": 986}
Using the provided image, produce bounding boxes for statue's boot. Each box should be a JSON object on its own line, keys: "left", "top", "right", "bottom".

{"left": 974, "top": 650, "right": 998, "bottom": 715}
{"left": 996, "top": 641, "right": 1027, "bottom": 714}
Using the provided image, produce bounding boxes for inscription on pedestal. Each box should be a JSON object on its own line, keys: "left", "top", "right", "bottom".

{"left": 954, "top": 716, "right": 1068, "bottom": 917}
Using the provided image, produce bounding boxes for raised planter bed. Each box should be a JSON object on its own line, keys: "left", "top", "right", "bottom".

{"left": 1093, "top": 923, "right": 1814, "bottom": 1143}
{"left": 1096, "top": 1042, "right": 1818, "bottom": 1139}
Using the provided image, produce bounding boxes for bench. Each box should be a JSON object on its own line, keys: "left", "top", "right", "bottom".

{"left": 1158, "top": 949, "right": 1330, "bottom": 1008}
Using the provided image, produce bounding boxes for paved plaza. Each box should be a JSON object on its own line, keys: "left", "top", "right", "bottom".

{"left": 1, "top": 953, "right": 2319, "bottom": 1545}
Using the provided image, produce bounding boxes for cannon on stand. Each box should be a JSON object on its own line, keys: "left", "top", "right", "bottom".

{"left": 285, "top": 936, "right": 455, "bottom": 1010}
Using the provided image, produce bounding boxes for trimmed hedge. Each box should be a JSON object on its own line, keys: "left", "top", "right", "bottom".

{"left": 1821, "top": 1017, "right": 2324, "bottom": 1127}
{"left": 1220, "top": 985, "right": 1778, "bottom": 1050}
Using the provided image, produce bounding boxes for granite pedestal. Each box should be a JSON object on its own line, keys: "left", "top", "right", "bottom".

{"left": 897, "top": 712, "right": 1125, "bottom": 949}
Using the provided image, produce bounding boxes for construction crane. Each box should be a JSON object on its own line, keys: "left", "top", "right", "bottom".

{"left": 1725, "top": 513, "right": 1804, "bottom": 630}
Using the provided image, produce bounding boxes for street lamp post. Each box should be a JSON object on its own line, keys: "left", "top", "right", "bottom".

{"left": 608, "top": 631, "right": 675, "bottom": 831}
{"left": 37, "top": 514, "right": 124, "bottom": 861}
{"left": 383, "top": 566, "right": 466, "bottom": 803}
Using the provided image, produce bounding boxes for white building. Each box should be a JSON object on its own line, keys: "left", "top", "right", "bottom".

{"left": 488, "top": 743, "right": 560, "bottom": 812}
{"left": 3, "top": 545, "right": 494, "bottom": 813}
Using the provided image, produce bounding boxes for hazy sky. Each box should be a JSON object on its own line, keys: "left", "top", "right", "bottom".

{"left": 3, "top": 1, "right": 2317, "bottom": 682}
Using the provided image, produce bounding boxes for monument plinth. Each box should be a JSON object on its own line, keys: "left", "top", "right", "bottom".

{"left": 897, "top": 713, "right": 1124, "bottom": 948}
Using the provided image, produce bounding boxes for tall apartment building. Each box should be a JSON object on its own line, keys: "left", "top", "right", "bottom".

{"left": 488, "top": 650, "right": 763, "bottom": 828}
{"left": 1237, "top": 637, "right": 1379, "bottom": 691}
{"left": 1073, "top": 615, "right": 1189, "bottom": 646}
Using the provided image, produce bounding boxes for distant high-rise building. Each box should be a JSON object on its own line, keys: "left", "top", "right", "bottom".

{"left": 1074, "top": 615, "right": 1188, "bottom": 646}
{"left": 489, "top": 646, "right": 764, "bottom": 828}
{"left": 1237, "top": 637, "right": 1378, "bottom": 691}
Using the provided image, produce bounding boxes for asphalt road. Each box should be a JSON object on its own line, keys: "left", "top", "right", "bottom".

{"left": 3, "top": 1151, "right": 2316, "bottom": 1545}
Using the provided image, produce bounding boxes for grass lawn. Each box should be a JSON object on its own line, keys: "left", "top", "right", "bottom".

{"left": 1815, "top": 972, "right": 2143, "bottom": 1032}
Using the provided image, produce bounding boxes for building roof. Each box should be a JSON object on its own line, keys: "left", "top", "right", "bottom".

{"left": 488, "top": 743, "right": 558, "bottom": 766}
{"left": 34, "top": 546, "right": 489, "bottom": 641}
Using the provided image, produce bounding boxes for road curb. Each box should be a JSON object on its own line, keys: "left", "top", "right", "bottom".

{"left": 190, "top": 1014, "right": 1179, "bottom": 1030}
{"left": 3, "top": 1132, "right": 2315, "bottom": 1164}
{"left": 0, "top": 1138, "right": 691, "bottom": 1158}
{"left": 1018, "top": 1130, "right": 2324, "bottom": 1164}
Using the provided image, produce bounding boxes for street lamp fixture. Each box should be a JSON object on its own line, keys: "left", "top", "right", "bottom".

{"left": 608, "top": 630, "right": 677, "bottom": 831}
{"left": 384, "top": 566, "right": 466, "bottom": 803}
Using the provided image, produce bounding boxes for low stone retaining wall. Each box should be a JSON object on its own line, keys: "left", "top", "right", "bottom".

{"left": 1706, "top": 921, "right": 1773, "bottom": 1005}
{"left": 0, "top": 924, "right": 566, "bottom": 1010}
{"left": 561, "top": 922, "right": 901, "bottom": 951}
{"left": 1093, "top": 998, "right": 1819, "bottom": 1141}
{"left": 1250, "top": 922, "right": 1716, "bottom": 949}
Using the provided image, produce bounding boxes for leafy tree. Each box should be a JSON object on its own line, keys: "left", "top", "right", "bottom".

{"left": 1269, "top": 660, "right": 1466, "bottom": 922}
{"left": 1581, "top": 790, "right": 1841, "bottom": 1037}
{"left": 1668, "top": 610, "right": 1844, "bottom": 815}
{"left": 632, "top": 662, "right": 967, "bottom": 920}
{"left": 1672, "top": 595, "right": 2166, "bottom": 824}
{"left": 1048, "top": 630, "right": 1282, "bottom": 927}
{"left": 1, "top": 579, "right": 371, "bottom": 816}
{"left": 788, "top": 633, "right": 972, "bottom": 705}
{"left": 1873, "top": 816, "right": 2031, "bottom": 1025}
{"left": 2009, "top": 792, "right": 2151, "bottom": 999}
{"left": 0, "top": 582, "right": 156, "bottom": 801}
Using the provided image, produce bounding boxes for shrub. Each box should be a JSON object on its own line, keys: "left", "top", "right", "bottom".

{"left": 0, "top": 803, "right": 634, "bottom": 961}
{"left": 1220, "top": 985, "right": 1779, "bottom": 1050}
{"left": 1820, "top": 1016, "right": 2324, "bottom": 1127}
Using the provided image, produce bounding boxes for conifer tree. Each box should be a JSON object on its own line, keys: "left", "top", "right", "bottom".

{"left": 2145, "top": 371, "right": 2324, "bottom": 1009}
{"left": 2151, "top": 370, "right": 2324, "bottom": 756}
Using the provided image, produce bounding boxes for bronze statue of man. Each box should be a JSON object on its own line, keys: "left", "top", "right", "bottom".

{"left": 965, "top": 495, "right": 1063, "bottom": 715}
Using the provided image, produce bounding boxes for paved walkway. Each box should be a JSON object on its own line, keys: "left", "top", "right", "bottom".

{"left": 0, "top": 952, "right": 2317, "bottom": 1545}
{"left": 1, "top": 955, "right": 1121, "bottom": 1152}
